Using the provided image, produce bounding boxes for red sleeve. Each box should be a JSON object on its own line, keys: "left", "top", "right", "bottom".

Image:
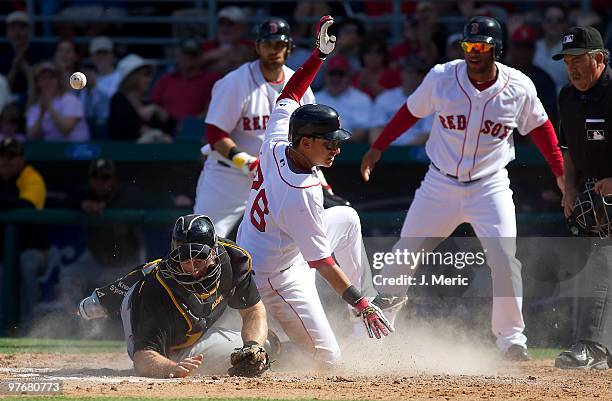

{"left": 278, "top": 49, "right": 324, "bottom": 103}
{"left": 206, "top": 123, "right": 230, "bottom": 147}
{"left": 372, "top": 103, "right": 420, "bottom": 150}
{"left": 529, "top": 119, "right": 564, "bottom": 177}
{"left": 307, "top": 256, "right": 335, "bottom": 269}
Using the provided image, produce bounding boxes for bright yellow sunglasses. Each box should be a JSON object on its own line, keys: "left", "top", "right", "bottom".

{"left": 461, "top": 41, "right": 495, "bottom": 54}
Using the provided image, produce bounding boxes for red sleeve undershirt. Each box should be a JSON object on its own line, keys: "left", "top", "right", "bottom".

{"left": 372, "top": 103, "right": 420, "bottom": 151}
{"left": 307, "top": 256, "right": 336, "bottom": 269}
{"left": 278, "top": 49, "right": 324, "bottom": 103}
{"left": 529, "top": 119, "right": 564, "bottom": 177}
{"left": 206, "top": 123, "right": 230, "bottom": 148}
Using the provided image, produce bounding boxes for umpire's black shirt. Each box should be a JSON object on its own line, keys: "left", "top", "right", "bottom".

{"left": 559, "top": 65, "right": 612, "bottom": 181}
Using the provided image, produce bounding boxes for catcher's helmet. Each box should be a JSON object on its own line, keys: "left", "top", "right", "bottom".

{"left": 256, "top": 18, "right": 293, "bottom": 45}
{"left": 163, "top": 214, "right": 222, "bottom": 295}
{"left": 289, "top": 104, "right": 351, "bottom": 146}
{"left": 463, "top": 16, "right": 503, "bottom": 59}
{"left": 567, "top": 182, "right": 612, "bottom": 238}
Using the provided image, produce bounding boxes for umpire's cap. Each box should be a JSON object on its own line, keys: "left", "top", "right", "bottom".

{"left": 256, "top": 18, "right": 292, "bottom": 44}
{"left": 289, "top": 104, "right": 351, "bottom": 146}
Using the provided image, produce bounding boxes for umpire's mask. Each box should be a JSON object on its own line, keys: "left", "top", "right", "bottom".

{"left": 567, "top": 181, "right": 612, "bottom": 238}
{"left": 161, "top": 242, "right": 222, "bottom": 296}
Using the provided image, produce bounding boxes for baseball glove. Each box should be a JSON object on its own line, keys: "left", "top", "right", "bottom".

{"left": 227, "top": 342, "right": 270, "bottom": 377}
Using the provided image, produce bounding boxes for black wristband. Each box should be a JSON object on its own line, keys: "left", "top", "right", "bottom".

{"left": 227, "top": 146, "right": 239, "bottom": 160}
{"left": 342, "top": 285, "right": 363, "bottom": 306}
{"left": 317, "top": 49, "right": 328, "bottom": 59}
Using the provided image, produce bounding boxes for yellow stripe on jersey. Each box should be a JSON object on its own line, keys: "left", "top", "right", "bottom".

{"left": 155, "top": 271, "right": 205, "bottom": 352}
{"left": 219, "top": 241, "right": 253, "bottom": 273}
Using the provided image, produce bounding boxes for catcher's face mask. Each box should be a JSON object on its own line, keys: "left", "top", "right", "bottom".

{"left": 568, "top": 182, "right": 612, "bottom": 238}
{"left": 162, "top": 242, "right": 222, "bottom": 296}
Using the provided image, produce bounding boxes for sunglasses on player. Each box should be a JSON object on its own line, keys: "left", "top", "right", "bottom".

{"left": 461, "top": 41, "right": 494, "bottom": 54}
{"left": 306, "top": 136, "right": 342, "bottom": 150}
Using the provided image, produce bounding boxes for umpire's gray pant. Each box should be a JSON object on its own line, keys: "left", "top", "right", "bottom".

{"left": 120, "top": 284, "right": 243, "bottom": 375}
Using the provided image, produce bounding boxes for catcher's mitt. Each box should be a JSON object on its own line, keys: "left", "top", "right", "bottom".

{"left": 227, "top": 342, "right": 270, "bottom": 377}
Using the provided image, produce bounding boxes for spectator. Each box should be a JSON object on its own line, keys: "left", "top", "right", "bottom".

{"left": 151, "top": 38, "right": 220, "bottom": 129}
{"left": 533, "top": 5, "right": 570, "bottom": 92}
{"left": 353, "top": 37, "right": 401, "bottom": 99}
{"left": 0, "top": 11, "right": 52, "bottom": 103}
{"left": 58, "top": 158, "right": 146, "bottom": 312}
{"left": 53, "top": 39, "right": 81, "bottom": 85}
{"left": 26, "top": 61, "right": 90, "bottom": 142}
{"left": 108, "top": 54, "right": 173, "bottom": 142}
{"left": 200, "top": 6, "right": 256, "bottom": 75}
{"left": 315, "top": 55, "right": 372, "bottom": 141}
{"left": 390, "top": 2, "right": 445, "bottom": 66}
{"left": 444, "top": 32, "right": 464, "bottom": 62}
{"left": 369, "top": 56, "right": 433, "bottom": 146}
{"left": 0, "top": 73, "right": 10, "bottom": 113}
{"left": 82, "top": 36, "right": 121, "bottom": 139}
{"left": 333, "top": 18, "right": 366, "bottom": 70}
{"left": 0, "top": 104, "right": 26, "bottom": 142}
{"left": 0, "top": 138, "right": 47, "bottom": 328}
{"left": 508, "top": 26, "right": 558, "bottom": 130}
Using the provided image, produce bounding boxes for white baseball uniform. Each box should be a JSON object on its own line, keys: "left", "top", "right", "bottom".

{"left": 194, "top": 60, "right": 315, "bottom": 237}
{"left": 379, "top": 59, "right": 548, "bottom": 352}
{"left": 237, "top": 97, "right": 367, "bottom": 365}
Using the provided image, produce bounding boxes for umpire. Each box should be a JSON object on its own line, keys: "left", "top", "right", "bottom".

{"left": 553, "top": 26, "right": 612, "bottom": 370}
{"left": 77, "top": 214, "right": 275, "bottom": 378}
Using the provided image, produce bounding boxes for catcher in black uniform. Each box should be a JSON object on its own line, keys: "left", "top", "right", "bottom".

{"left": 77, "top": 214, "right": 276, "bottom": 378}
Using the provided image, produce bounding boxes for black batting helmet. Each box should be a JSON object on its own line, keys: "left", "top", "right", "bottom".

{"left": 289, "top": 104, "right": 351, "bottom": 146}
{"left": 567, "top": 182, "right": 612, "bottom": 238}
{"left": 463, "top": 16, "right": 503, "bottom": 59}
{"left": 256, "top": 18, "right": 293, "bottom": 46}
{"left": 163, "top": 214, "right": 222, "bottom": 295}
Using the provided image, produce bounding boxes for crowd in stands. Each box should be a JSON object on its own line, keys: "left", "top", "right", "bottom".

{"left": 0, "top": 2, "right": 611, "bottom": 147}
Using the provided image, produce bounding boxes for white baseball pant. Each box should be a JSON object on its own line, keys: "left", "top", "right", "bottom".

{"left": 194, "top": 159, "right": 252, "bottom": 237}
{"left": 379, "top": 166, "right": 526, "bottom": 352}
{"left": 254, "top": 206, "right": 368, "bottom": 365}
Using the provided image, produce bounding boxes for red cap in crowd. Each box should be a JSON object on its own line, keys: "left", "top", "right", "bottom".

{"left": 326, "top": 55, "right": 351, "bottom": 73}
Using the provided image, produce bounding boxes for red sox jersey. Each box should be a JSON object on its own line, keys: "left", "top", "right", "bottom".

{"left": 205, "top": 60, "right": 315, "bottom": 162}
{"left": 237, "top": 98, "right": 331, "bottom": 275}
{"left": 409, "top": 59, "right": 548, "bottom": 181}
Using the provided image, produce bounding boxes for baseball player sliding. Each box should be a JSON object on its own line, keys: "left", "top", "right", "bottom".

{"left": 361, "top": 16, "right": 565, "bottom": 361}
{"left": 237, "top": 16, "right": 392, "bottom": 366}
{"left": 194, "top": 18, "right": 315, "bottom": 237}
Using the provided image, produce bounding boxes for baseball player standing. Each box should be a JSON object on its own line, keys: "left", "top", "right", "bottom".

{"left": 361, "top": 16, "right": 565, "bottom": 361}
{"left": 194, "top": 18, "right": 315, "bottom": 237}
{"left": 237, "top": 16, "right": 392, "bottom": 367}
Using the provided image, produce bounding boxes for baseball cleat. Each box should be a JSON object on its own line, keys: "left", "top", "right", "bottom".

{"left": 555, "top": 341, "right": 609, "bottom": 370}
{"left": 77, "top": 291, "right": 108, "bottom": 320}
{"left": 371, "top": 294, "right": 408, "bottom": 328}
{"left": 503, "top": 344, "right": 532, "bottom": 362}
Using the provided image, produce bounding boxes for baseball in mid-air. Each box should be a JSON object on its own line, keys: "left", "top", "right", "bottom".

{"left": 69, "top": 72, "right": 87, "bottom": 90}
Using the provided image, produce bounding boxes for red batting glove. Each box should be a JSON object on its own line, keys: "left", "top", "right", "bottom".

{"left": 354, "top": 297, "right": 394, "bottom": 339}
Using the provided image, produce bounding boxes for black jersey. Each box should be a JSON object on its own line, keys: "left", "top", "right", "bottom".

{"left": 127, "top": 239, "right": 260, "bottom": 357}
{"left": 559, "top": 66, "right": 612, "bottom": 182}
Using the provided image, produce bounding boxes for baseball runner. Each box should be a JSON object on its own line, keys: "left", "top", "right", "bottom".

{"left": 360, "top": 16, "right": 565, "bottom": 360}
{"left": 77, "top": 214, "right": 277, "bottom": 378}
{"left": 237, "top": 16, "right": 392, "bottom": 367}
{"left": 194, "top": 18, "right": 316, "bottom": 237}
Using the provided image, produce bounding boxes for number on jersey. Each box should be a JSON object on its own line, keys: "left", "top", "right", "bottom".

{"left": 250, "top": 164, "right": 269, "bottom": 232}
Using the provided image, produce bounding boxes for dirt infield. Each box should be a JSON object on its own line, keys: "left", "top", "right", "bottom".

{"left": 1, "top": 351, "right": 611, "bottom": 400}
